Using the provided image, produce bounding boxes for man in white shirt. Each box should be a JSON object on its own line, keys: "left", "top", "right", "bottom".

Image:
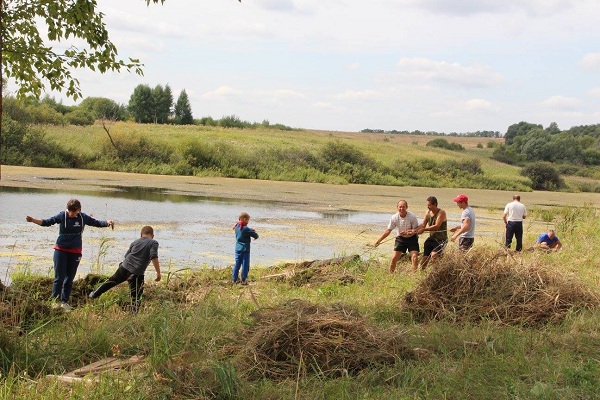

{"left": 503, "top": 194, "right": 527, "bottom": 251}
{"left": 374, "top": 199, "right": 420, "bottom": 272}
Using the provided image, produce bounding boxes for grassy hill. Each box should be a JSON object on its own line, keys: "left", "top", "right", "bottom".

{"left": 34, "top": 122, "right": 598, "bottom": 192}
{"left": 38, "top": 122, "right": 539, "bottom": 191}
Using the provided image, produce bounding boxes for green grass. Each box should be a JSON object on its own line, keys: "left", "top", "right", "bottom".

{"left": 36, "top": 122, "right": 537, "bottom": 190}
{"left": 1, "top": 206, "right": 599, "bottom": 399}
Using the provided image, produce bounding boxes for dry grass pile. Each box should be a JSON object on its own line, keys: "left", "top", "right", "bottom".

{"left": 404, "top": 248, "right": 600, "bottom": 326}
{"left": 233, "top": 299, "right": 415, "bottom": 380}
{"left": 270, "top": 254, "right": 362, "bottom": 287}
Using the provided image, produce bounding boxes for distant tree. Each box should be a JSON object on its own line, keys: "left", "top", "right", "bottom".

{"left": 128, "top": 84, "right": 154, "bottom": 123}
{"left": 565, "top": 124, "right": 600, "bottom": 138}
{"left": 40, "top": 95, "right": 73, "bottom": 115}
{"left": 545, "top": 122, "right": 561, "bottom": 135}
{"left": 152, "top": 84, "right": 173, "bottom": 123}
{"left": 520, "top": 129, "right": 551, "bottom": 161}
{"left": 219, "top": 114, "right": 244, "bottom": 128}
{"left": 199, "top": 116, "right": 217, "bottom": 126}
{"left": 79, "top": 97, "right": 125, "bottom": 121}
{"left": 521, "top": 162, "right": 564, "bottom": 191}
{"left": 504, "top": 121, "right": 543, "bottom": 145}
{"left": 174, "top": 89, "right": 193, "bottom": 124}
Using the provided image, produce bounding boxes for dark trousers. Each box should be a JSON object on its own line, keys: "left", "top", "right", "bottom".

{"left": 92, "top": 263, "right": 144, "bottom": 305}
{"left": 52, "top": 250, "right": 81, "bottom": 303}
{"left": 505, "top": 221, "right": 524, "bottom": 251}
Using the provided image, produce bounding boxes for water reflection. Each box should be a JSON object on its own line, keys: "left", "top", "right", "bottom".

{"left": 0, "top": 186, "right": 390, "bottom": 282}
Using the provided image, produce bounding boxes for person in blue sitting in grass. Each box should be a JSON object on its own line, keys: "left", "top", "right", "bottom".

{"left": 89, "top": 225, "right": 161, "bottom": 312}
{"left": 232, "top": 212, "right": 259, "bottom": 285}
{"left": 536, "top": 229, "right": 562, "bottom": 252}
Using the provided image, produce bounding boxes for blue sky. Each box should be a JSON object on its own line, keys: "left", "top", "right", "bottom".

{"left": 46, "top": 0, "right": 600, "bottom": 133}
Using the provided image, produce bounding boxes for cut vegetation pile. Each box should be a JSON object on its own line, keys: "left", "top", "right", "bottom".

{"left": 404, "top": 248, "right": 600, "bottom": 326}
{"left": 268, "top": 255, "right": 364, "bottom": 287}
{"left": 233, "top": 299, "right": 415, "bottom": 380}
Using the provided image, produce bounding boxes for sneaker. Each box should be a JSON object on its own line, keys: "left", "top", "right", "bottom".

{"left": 241, "top": 280, "right": 248, "bottom": 286}
{"left": 51, "top": 302, "right": 62, "bottom": 310}
{"left": 60, "top": 302, "right": 72, "bottom": 311}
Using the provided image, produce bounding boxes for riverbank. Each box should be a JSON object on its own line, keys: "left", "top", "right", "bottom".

{"left": 2, "top": 166, "right": 599, "bottom": 216}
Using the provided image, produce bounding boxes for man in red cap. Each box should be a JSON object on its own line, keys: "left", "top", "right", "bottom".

{"left": 450, "top": 194, "right": 475, "bottom": 251}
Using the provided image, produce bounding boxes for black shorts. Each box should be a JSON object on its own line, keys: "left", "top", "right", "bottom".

{"left": 394, "top": 235, "right": 419, "bottom": 253}
{"left": 423, "top": 237, "right": 447, "bottom": 256}
{"left": 458, "top": 237, "right": 474, "bottom": 251}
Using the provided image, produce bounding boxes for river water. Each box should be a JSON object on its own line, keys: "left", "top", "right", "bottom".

{"left": 0, "top": 186, "right": 393, "bottom": 283}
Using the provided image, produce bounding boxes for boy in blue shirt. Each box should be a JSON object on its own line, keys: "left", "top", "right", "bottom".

{"left": 232, "top": 212, "right": 259, "bottom": 285}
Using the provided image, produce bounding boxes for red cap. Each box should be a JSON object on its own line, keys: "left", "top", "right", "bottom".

{"left": 453, "top": 194, "right": 468, "bottom": 203}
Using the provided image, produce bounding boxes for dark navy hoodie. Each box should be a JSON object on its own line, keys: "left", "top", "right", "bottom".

{"left": 41, "top": 211, "right": 110, "bottom": 253}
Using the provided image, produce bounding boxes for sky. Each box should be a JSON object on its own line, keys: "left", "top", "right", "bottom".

{"left": 36, "top": 0, "right": 600, "bottom": 133}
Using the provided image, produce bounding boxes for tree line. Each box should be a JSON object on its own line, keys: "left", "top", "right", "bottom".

{"left": 492, "top": 121, "right": 600, "bottom": 191}
{"left": 2, "top": 83, "right": 294, "bottom": 130}
{"left": 2, "top": 83, "right": 193, "bottom": 126}
{"left": 361, "top": 128, "right": 501, "bottom": 138}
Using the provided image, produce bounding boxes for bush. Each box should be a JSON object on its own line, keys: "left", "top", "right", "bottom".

{"left": 521, "top": 162, "right": 564, "bottom": 191}
{"left": 65, "top": 109, "right": 95, "bottom": 126}
{"left": 321, "top": 140, "right": 378, "bottom": 169}
{"left": 426, "top": 138, "right": 464, "bottom": 151}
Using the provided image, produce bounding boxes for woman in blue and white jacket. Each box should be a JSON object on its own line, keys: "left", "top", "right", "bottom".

{"left": 26, "top": 199, "right": 114, "bottom": 310}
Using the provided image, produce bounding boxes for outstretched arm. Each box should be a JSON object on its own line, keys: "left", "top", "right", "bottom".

{"left": 26, "top": 216, "right": 43, "bottom": 226}
{"left": 374, "top": 229, "right": 392, "bottom": 246}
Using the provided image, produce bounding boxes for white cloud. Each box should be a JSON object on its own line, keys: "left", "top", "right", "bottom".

{"left": 394, "top": 58, "right": 503, "bottom": 88}
{"left": 202, "top": 86, "right": 244, "bottom": 99}
{"left": 588, "top": 87, "right": 600, "bottom": 98}
{"left": 463, "top": 98, "right": 495, "bottom": 111}
{"left": 256, "top": 89, "right": 307, "bottom": 99}
{"left": 313, "top": 101, "right": 339, "bottom": 110}
{"left": 332, "top": 90, "right": 383, "bottom": 101}
{"left": 345, "top": 63, "right": 361, "bottom": 71}
{"left": 255, "top": 0, "right": 299, "bottom": 12}
{"left": 541, "top": 95, "right": 581, "bottom": 110}
{"left": 398, "top": 0, "right": 576, "bottom": 17}
{"left": 579, "top": 53, "right": 600, "bottom": 70}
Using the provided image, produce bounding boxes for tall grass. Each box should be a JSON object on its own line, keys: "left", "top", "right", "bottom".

{"left": 0, "top": 203, "right": 598, "bottom": 399}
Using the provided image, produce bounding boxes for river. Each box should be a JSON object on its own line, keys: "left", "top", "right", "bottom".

{"left": 0, "top": 185, "right": 392, "bottom": 283}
